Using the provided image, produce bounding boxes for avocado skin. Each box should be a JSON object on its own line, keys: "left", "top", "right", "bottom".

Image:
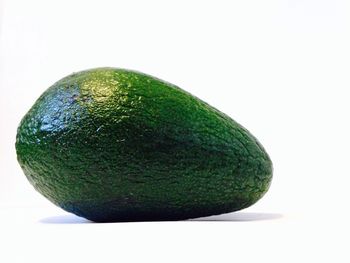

{"left": 16, "top": 68, "right": 272, "bottom": 222}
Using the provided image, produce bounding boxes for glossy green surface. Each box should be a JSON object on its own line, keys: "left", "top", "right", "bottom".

{"left": 16, "top": 68, "right": 272, "bottom": 222}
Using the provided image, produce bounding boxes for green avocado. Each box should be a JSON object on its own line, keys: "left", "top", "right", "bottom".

{"left": 16, "top": 68, "right": 272, "bottom": 222}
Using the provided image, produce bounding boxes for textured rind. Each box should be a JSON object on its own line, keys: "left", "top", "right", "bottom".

{"left": 16, "top": 68, "right": 273, "bottom": 222}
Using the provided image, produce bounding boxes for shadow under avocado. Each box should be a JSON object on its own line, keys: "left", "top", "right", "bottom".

{"left": 191, "top": 212, "right": 283, "bottom": 222}
{"left": 40, "top": 212, "right": 282, "bottom": 224}
{"left": 40, "top": 214, "right": 92, "bottom": 224}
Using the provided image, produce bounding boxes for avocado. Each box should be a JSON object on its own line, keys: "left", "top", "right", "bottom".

{"left": 16, "top": 68, "right": 272, "bottom": 222}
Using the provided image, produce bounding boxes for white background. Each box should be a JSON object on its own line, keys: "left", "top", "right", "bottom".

{"left": 0, "top": 0, "right": 349, "bottom": 262}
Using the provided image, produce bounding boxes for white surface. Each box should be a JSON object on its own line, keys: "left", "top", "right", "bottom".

{"left": 0, "top": 0, "right": 349, "bottom": 262}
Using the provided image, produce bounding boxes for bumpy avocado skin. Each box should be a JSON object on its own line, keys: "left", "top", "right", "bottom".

{"left": 16, "top": 68, "right": 272, "bottom": 222}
